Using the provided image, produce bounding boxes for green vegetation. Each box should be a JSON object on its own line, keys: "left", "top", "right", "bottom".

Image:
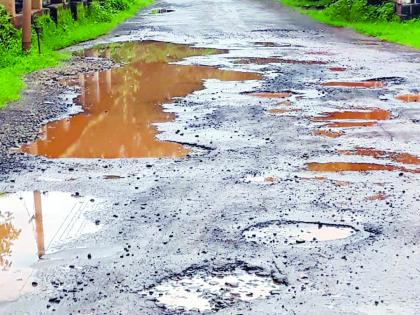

{"left": 279, "top": 0, "right": 420, "bottom": 49}
{"left": 0, "top": 0, "right": 152, "bottom": 108}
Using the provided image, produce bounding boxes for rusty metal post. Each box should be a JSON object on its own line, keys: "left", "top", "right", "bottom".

{"left": 22, "top": 0, "right": 32, "bottom": 52}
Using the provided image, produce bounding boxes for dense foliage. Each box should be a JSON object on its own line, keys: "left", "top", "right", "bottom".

{"left": 323, "top": 0, "right": 396, "bottom": 22}
{"left": 0, "top": 6, "right": 20, "bottom": 67}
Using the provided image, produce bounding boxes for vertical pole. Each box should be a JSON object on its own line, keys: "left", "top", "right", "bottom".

{"left": 33, "top": 190, "right": 45, "bottom": 259}
{"left": 22, "top": 0, "right": 32, "bottom": 52}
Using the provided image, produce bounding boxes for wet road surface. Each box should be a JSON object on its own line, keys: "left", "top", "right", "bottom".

{"left": 1, "top": 0, "right": 420, "bottom": 313}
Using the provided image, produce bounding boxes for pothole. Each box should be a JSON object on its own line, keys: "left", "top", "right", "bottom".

{"left": 144, "top": 262, "right": 286, "bottom": 313}
{"left": 268, "top": 108, "right": 300, "bottom": 114}
{"left": 321, "top": 81, "right": 384, "bottom": 88}
{"left": 338, "top": 148, "right": 420, "bottom": 165}
{"left": 324, "top": 121, "right": 377, "bottom": 128}
{"left": 329, "top": 67, "right": 347, "bottom": 72}
{"left": 253, "top": 42, "right": 292, "bottom": 47}
{"left": 103, "top": 175, "right": 125, "bottom": 179}
{"left": 234, "top": 57, "right": 283, "bottom": 65}
{"left": 313, "top": 129, "right": 344, "bottom": 138}
{"left": 306, "top": 162, "right": 420, "bottom": 173}
{"left": 396, "top": 94, "right": 420, "bottom": 102}
{"left": 312, "top": 108, "right": 390, "bottom": 129}
{"left": 235, "top": 57, "right": 327, "bottom": 65}
{"left": 244, "top": 175, "right": 274, "bottom": 184}
{"left": 243, "top": 220, "right": 358, "bottom": 245}
{"left": 248, "top": 92, "right": 291, "bottom": 98}
{"left": 0, "top": 191, "right": 100, "bottom": 302}
{"left": 20, "top": 41, "right": 260, "bottom": 158}
{"left": 366, "top": 193, "right": 386, "bottom": 201}
{"left": 151, "top": 8, "right": 175, "bottom": 14}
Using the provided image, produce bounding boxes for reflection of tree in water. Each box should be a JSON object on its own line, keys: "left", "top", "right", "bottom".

{"left": 0, "top": 211, "right": 21, "bottom": 270}
{"left": 21, "top": 42, "right": 261, "bottom": 158}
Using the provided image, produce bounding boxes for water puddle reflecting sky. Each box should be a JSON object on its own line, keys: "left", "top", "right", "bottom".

{"left": 20, "top": 41, "right": 260, "bottom": 158}
{"left": 0, "top": 191, "right": 99, "bottom": 302}
{"left": 243, "top": 221, "right": 357, "bottom": 245}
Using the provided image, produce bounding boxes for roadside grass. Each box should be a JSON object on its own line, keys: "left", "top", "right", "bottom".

{"left": 279, "top": 0, "right": 420, "bottom": 49}
{"left": 0, "top": 0, "right": 152, "bottom": 108}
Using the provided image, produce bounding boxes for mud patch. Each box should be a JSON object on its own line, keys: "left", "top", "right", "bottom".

{"left": 243, "top": 220, "right": 358, "bottom": 245}
{"left": 321, "top": 81, "right": 384, "bottom": 88}
{"left": 0, "top": 191, "right": 100, "bottom": 302}
{"left": 145, "top": 262, "right": 285, "bottom": 312}
{"left": 20, "top": 41, "right": 260, "bottom": 158}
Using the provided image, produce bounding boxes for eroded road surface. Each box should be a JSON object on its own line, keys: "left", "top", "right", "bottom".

{"left": 1, "top": 0, "right": 420, "bottom": 313}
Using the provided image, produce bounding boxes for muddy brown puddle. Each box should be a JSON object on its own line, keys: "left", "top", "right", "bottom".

{"left": 322, "top": 81, "right": 384, "bottom": 88}
{"left": 312, "top": 108, "right": 390, "bottom": 129}
{"left": 396, "top": 94, "right": 420, "bottom": 102}
{"left": 306, "top": 162, "right": 420, "bottom": 173}
{"left": 0, "top": 191, "right": 100, "bottom": 301}
{"left": 339, "top": 148, "right": 420, "bottom": 165}
{"left": 20, "top": 41, "right": 260, "bottom": 158}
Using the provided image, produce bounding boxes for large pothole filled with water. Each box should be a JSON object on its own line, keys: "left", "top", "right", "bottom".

{"left": 144, "top": 262, "right": 286, "bottom": 313}
{"left": 0, "top": 191, "right": 100, "bottom": 301}
{"left": 243, "top": 220, "right": 358, "bottom": 246}
{"left": 20, "top": 41, "right": 261, "bottom": 158}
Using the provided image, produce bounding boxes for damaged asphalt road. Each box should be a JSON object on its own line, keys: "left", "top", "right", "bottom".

{"left": 1, "top": 0, "right": 420, "bottom": 314}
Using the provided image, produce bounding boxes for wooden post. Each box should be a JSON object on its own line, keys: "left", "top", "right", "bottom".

{"left": 0, "top": 0, "right": 16, "bottom": 17}
{"left": 31, "top": 0, "right": 42, "bottom": 10}
{"left": 33, "top": 190, "right": 45, "bottom": 259}
{"left": 22, "top": 0, "right": 32, "bottom": 52}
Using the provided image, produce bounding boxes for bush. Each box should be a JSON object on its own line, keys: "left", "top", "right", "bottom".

{"left": 0, "top": 5, "right": 20, "bottom": 67}
{"left": 324, "top": 0, "right": 397, "bottom": 22}
{"left": 87, "top": 1, "right": 113, "bottom": 22}
{"left": 105, "top": 0, "right": 131, "bottom": 12}
{"left": 0, "top": 6, "right": 19, "bottom": 48}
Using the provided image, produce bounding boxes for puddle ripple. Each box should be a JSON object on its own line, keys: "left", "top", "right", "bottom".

{"left": 145, "top": 262, "right": 285, "bottom": 312}
{"left": 243, "top": 220, "right": 357, "bottom": 245}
